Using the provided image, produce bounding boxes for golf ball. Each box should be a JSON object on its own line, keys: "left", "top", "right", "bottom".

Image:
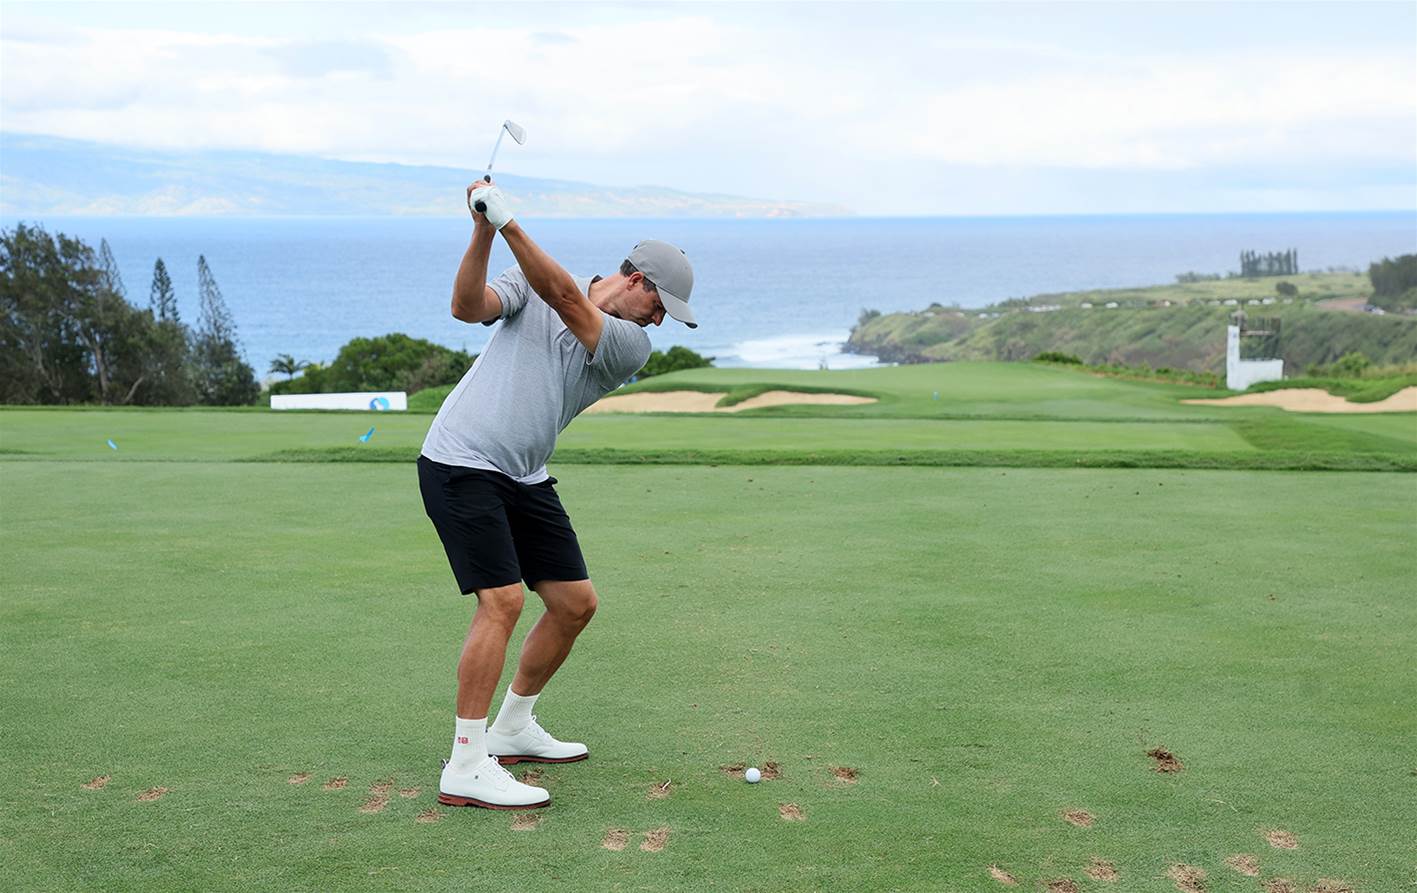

{"left": 745, "top": 767, "right": 761, "bottom": 783}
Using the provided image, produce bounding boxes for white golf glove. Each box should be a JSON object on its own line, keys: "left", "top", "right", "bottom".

{"left": 469, "top": 185, "right": 514, "bottom": 230}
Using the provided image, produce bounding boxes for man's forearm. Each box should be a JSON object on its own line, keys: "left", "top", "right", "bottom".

{"left": 498, "top": 221, "right": 581, "bottom": 309}
{"left": 452, "top": 225, "right": 496, "bottom": 319}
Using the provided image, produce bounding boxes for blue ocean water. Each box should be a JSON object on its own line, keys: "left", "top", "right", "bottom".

{"left": 6, "top": 213, "right": 1414, "bottom": 377}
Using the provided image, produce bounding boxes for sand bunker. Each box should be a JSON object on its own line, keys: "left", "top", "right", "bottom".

{"left": 586, "top": 389, "right": 877, "bottom": 414}
{"left": 1182, "top": 386, "right": 1417, "bottom": 413}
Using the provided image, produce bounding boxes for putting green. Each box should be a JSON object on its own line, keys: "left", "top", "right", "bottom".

{"left": 2, "top": 460, "right": 1413, "bottom": 891}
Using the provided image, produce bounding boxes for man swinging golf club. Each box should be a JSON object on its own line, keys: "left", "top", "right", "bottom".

{"left": 418, "top": 180, "right": 696, "bottom": 809}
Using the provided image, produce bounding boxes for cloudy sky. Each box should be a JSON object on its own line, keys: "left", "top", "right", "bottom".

{"left": 3, "top": 1, "right": 1414, "bottom": 215}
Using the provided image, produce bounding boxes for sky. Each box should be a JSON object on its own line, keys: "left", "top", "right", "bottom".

{"left": 2, "top": 1, "right": 1415, "bottom": 215}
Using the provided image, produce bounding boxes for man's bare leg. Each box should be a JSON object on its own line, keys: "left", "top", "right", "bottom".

{"left": 440, "top": 582, "right": 551, "bottom": 808}
{"left": 455, "top": 583, "right": 525, "bottom": 719}
{"left": 510, "top": 579, "right": 598, "bottom": 696}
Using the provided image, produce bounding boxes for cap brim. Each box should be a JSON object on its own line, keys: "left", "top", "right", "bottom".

{"left": 659, "top": 288, "right": 697, "bottom": 328}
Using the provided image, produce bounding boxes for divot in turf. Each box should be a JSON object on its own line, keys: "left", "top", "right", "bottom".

{"left": 1061, "top": 808, "right": 1094, "bottom": 828}
{"left": 601, "top": 829, "right": 629, "bottom": 851}
{"left": 1224, "top": 854, "right": 1260, "bottom": 876}
{"left": 778, "top": 803, "right": 805, "bottom": 821}
{"left": 81, "top": 775, "right": 110, "bottom": 790}
{"left": 1147, "top": 746, "right": 1184, "bottom": 772}
{"left": 1167, "top": 863, "right": 1206, "bottom": 893}
{"left": 1084, "top": 858, "right": 1117, "bottom": 881}
{"left": 1265, "top": 828, "right": 1299, "bottom": 849}
{"left": 988, "top": 864, "right": 1018, "bottom": 886}
{"left": 640, "top": 827, "right": 670, "bottom": 852}
{"left": 136, "top": 787, "right": 169, "bottom": 802}
{"left": 287, "top": 772, "right": 311, "bottom": 785}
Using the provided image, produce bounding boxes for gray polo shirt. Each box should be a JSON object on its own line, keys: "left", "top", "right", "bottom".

{"left": 420, "top": 265, "right": 652, "bottom": 483}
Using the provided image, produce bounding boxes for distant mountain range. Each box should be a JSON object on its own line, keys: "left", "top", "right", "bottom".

{"left": 0, "top": 133, "right": 846, "bottom": 218}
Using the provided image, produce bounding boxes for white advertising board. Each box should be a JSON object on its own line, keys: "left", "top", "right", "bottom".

{"left": 270, "top": 392, "right": 407, "bottom": 411}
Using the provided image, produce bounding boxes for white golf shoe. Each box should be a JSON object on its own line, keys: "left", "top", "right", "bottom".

{"left": 487, "top": 715, "right": 590, "bottom": 765}
{"left": 437, "top": 755, "right": 550, "bottom": 810}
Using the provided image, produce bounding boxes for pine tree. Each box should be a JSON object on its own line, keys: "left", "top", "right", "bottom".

{"left": 99, "top": 240, "right": 125, "bottom": 298}
{"left": 191, "top": 255, "right": 258, "bottom": 405}
{"left": 196, "top": 255, "right": 236, "bottom": 345}
{"left": 149, "top": 258, "right": 178, "bottom": 321}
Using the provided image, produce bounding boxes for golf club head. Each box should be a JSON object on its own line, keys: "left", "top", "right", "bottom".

{"left": 475, "top": 120, "right": 527, "bottom": 212}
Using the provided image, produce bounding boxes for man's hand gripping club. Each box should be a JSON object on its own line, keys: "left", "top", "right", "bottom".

{"left": 468, "top": 182, "right": 514, "bottom": 231}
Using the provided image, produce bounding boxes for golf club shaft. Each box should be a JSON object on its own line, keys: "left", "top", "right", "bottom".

{"left": 473, "top": 129, "right": 509, "bottom": 213}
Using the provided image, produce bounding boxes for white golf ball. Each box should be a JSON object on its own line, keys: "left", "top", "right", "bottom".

{"left": 745, "top": 767, "right": 762, "bottom": 783}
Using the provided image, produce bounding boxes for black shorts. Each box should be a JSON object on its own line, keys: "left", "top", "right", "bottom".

{"left": 418, "top": 456, "right": 589, "bottom": 594}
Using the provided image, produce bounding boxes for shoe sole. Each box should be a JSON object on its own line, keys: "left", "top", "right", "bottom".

{"left": 437, "top": 792, "right": 551, "bottom": 810}
{"left": 493, "top": 752, "right": 590, "bottom": 766}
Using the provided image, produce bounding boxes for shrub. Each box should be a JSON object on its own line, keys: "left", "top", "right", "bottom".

{"left": 1275, "top": 281, "right": 1298, "bottom": 297}
{"left": 639, "top": 345, "right": 713, "bottom": 378}
{"left": 267, "top": 334, "right": 473, "bottom": 395}
{"left": 1306, "top": 351, "right": 1372, "bottom": 378}
{"left": 1034, "top": 351, "right": 1083, "bottom": 365}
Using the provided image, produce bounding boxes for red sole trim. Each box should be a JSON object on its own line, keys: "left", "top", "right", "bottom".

{"left": 437, "top": 792, "right": 551, "bottom": 810}
{"left": 493, "top": 752, "right": 590, "bottom": 766}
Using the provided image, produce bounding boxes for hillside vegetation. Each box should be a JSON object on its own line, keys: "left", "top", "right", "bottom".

{"left": 849, "top": 271, "right": 1417, "bottom": 372}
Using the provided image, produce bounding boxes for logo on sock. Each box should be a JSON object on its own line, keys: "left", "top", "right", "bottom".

{"left": 456, "top": 736, "right": 469, "bottom": 744}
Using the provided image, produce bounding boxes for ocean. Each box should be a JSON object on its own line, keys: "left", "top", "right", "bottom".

{"left": 6, "top": 212, "right": 1414, "bottom": 377}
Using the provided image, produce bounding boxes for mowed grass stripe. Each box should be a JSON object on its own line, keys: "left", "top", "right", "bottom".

{"left": 2, "top": 462, "right": 1414, "bottom": 891}
{"left": 242, "top": 447, "right": 1416, "bottom": 473}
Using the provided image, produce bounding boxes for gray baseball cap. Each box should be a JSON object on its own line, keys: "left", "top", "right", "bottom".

{"left": 629, "top": 239, "right": 696, "bottom": 328}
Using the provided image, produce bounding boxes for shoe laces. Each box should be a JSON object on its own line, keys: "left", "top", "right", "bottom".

{"left": 526, "top": 715, "right": 553, "bottom": 743}
{"left": 479, "top": 757, "right": 516, "bottom": 791}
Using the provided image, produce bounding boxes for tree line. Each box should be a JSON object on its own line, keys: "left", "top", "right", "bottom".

{"left": 1240, "top": 249, "right": 1298, "bottom": 277}
{"left": 1, "top": 224, "right": 258, "bottom": 405}
{"left": 1367, "top": 254, "right": 1417, "bottom": 311}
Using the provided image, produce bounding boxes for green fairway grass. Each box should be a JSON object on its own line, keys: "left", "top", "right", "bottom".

{"left": 4, "top": 363, "right": 1413, "bottom": 470}
{"left": 2, "top": 461, "right": 1414, "bottom": 892}
{"left": 2, "top": 361, "right": 1414, "bottom": 890}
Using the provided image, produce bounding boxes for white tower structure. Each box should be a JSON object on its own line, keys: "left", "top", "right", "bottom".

{"left": 1226, "top": 323, "right": 1284, "bottom": 391}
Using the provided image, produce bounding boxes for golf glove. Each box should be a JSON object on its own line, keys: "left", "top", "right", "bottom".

{"left": 469, "top": 185, "right": 514, "bottom": 230}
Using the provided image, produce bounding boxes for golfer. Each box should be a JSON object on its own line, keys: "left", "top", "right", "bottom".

{"left": 418, "top": 181, "right": 696, "bottom": 810}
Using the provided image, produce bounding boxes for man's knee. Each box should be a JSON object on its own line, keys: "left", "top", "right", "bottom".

{"left": 543, "top": 580, "right": 597, "bottom": 627}
{"left": 475, "top": 583, "right": 524, "bottom": 625}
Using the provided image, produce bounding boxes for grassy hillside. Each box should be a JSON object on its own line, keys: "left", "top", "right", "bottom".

{"left": 850, "top": 272, "right": 1417, "bottom": 372}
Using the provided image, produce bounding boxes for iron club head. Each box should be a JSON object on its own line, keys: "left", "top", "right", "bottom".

{"left": 475, "top": 119, "right": 527, "bottom": 212}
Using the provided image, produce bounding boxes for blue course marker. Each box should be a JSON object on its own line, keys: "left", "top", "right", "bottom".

{"left": 107, "top": 439, "right": 119, "bottom": 450}
{"left": 359, "top": 427, "right": 376, "bottom": 443}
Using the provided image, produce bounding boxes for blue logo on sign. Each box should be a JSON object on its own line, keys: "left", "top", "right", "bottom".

{"left": 369, "top": 396, "right": 391, "bottom": 411}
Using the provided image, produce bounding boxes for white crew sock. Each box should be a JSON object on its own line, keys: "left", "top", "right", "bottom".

{"left": 450, "top": 716, "right": 488, "bottom": 769}
{"left": 491, "top": 689, "right": 539, "bottom": 734}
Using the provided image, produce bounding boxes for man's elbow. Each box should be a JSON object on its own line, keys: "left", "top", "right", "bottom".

{"left": 451, "top": 295, "right": 481, "bottom": 322}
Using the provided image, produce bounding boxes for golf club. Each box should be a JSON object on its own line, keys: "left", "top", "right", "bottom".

{"left": 473, "top": 119, "right": 527, "bottom": 213}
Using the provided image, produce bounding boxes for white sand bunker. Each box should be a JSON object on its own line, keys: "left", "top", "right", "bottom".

{"left": 1183, "top": 386, "right": 1417, "bottom": 413}
{"left": 586, "top": 389, "right": 877, "bottom": 414}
